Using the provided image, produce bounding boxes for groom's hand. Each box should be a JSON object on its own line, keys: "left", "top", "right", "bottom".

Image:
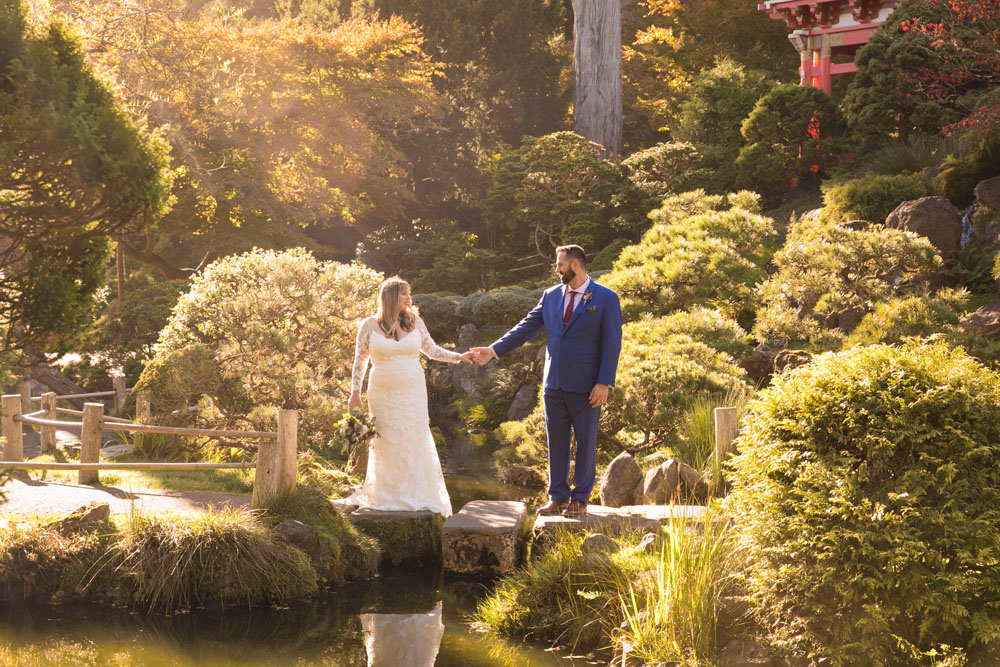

{"left": 470, "top": 346, "right": 496, "bottom": 366}
{"left": 589, "top": 383, "right": 609, "bottom": 408}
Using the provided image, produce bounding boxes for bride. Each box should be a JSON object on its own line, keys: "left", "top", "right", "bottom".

{"left": 347, "top": 276, "right": 473, "bottom": 516}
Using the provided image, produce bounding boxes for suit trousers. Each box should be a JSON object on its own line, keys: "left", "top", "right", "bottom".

{"left": 543, "top": 389, "right": 600, "bottom": 503}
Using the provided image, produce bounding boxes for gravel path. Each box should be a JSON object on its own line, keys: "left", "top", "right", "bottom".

{"left": 0, "top": 478, "right": 251, "bottom": 516}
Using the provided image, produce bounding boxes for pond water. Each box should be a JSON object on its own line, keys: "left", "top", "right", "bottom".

{"left": 0, "top": 437, "right": 595, "bottom": 666}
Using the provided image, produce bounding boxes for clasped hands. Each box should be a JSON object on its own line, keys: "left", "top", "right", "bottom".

{"left": 466, "top": 347, "right": 609, "bottom": 407}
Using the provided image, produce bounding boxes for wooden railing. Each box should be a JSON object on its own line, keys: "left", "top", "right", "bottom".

{"left": 0, "top": 391, "right": 297, "bottom": 510}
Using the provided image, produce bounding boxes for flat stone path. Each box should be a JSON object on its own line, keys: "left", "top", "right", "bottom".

{"left": 533, "top": 504, "right": 708, "bottom": 536}
{"left": 443, "top": 500, "right": 526, "bottom": 577}
{"left": 0, "top": 478, "right": 250, "bottom": 516}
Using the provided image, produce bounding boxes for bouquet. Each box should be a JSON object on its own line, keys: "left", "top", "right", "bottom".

{"left": 333, "top": 410, "right": 377, "bottom": 449}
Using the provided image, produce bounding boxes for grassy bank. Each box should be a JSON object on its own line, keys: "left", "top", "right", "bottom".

{"left": 475, "top": 510, "right": 744, "bottom": 663}
{"left": 0, "top": 491, "right": 378, "bottom": 612}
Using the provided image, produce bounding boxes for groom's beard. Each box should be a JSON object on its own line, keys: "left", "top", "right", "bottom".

{"left": 560, "top": 268, "right": 576, "bottom": 285}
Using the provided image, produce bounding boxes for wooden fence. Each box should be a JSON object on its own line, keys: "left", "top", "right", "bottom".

{"left": 0, "top": 385, "right": 296, "bottom": 510}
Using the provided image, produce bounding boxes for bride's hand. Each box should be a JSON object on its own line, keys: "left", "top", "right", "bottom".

{"left": 458, "top": 351, "right": 476, "bottom": 364}
{"left": 348, "top": 391, "right": 362, "bottom": 411}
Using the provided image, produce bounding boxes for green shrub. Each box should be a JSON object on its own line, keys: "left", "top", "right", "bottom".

{"left": 820, "top": 172, "right": 937, "bottom": 225}
{"left": 846, "top": 290, "right": 1000, "bottom": 367}
{"left": 753, "top": 219, "right": 942, "bottom": 348}
{"left": 659, "top": 307, "right": 752, "bottom": 359}
{"left": 603, "top": 320, "right": 750, "bottom": 449}
{"left": 136, "top": 248, "right": 383, "bottom": 450}
{"left": 484, "top": 132, "right": 640, "bottom": 269}
{"left": 675, "top": 57, "right": 774, "bottom": 161}
{"left": 476, "top": 514, "right": 740, "bottom": 662}
{"left": 604, "top": 190, "right": 776, "bottom": 321}
{"left": 736, "top": 84, "right": 845, "bottom": 205}
{"left": 726, "top": 341, "right": 1000, "bottom": 662}
{"left": 622, "top": 141, "right": 713, "bottom": 205}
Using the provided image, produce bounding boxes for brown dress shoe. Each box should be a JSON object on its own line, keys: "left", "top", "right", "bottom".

{"left": 562, "top": 499, "right": 588, "bottom": 518}
{"left": 537, "top": 499, "right": 568, "bottom": 516}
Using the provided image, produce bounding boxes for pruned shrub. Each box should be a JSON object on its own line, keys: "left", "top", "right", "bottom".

{"left": 726, "top": 341, "right": 1000, "bottom": 662}
{"left": 604, "top": 190, "right": 776, "bottom": 321}
{"left": 820, "top": 172, "right": 937, "bottom": 226}
{"left": 135, "top": 248, "right": 383, "bottom": 450}
{"left": 753, "top": 218, "right": 942, "bottom": 349}
{"left": 602, "top": 319, "right": 750, "bottom": 449}
{"left": 659, "top": 307, "right": 752, "bottom": 359}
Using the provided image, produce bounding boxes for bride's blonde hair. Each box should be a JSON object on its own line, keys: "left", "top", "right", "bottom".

{"left": 375, "top": 276, "right": 416, "bottom": 336}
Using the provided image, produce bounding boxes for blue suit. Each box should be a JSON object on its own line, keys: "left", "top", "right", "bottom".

{"left": 492, "top": 279, "right": 623, "bottom": 503}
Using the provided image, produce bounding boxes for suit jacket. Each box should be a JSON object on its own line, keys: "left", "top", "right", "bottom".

{"left": 492, "top": 280, "right": 623, "bottom": 393}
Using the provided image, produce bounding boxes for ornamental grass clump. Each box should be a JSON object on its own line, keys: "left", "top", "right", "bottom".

{"left": 726, "top": 341, "right": 1000, "bottom": 663}
{"left": 98, "top": 509, "right": 317, "bottom": 611}
{"left": 475, "top": 517, "right": 740, "bottom": 661}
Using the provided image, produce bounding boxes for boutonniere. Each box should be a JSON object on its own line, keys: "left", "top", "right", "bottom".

{"left": 582, "top": 291, "right": 593, "bottom": 304}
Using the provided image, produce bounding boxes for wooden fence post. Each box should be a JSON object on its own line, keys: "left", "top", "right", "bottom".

{"left": 18, "top": 378, "right": 31, "bottom": 418}
{"left": 136, "top": 396, "right": 151, "bottom": 424}
{"left": 2, "top": 394, "right": 23, "bottom": 462}
{"left": 713, "top": 407, "right": 739, "bottom": 465}
{"left": 112, "top": 376, "right": 126, "bottom": 416}
{"left": 79, "top": 402, "right": 103, "bottom": 485}
{"left": 252, "top": 409, "right": 298, "bottom": 509}
{"left": 41, "top": 392, "right": 57, "bottom": 453}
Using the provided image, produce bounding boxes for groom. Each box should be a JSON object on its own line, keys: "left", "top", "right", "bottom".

{"left": 472, "top": 245, "right": 622, "bottom": 517}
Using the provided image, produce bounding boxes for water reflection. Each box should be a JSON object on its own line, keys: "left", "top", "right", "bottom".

{"left": 361, "top": 604, "right": 443, "bottom": 666}
{"left": 0, "top": 571, "right": 577, "bottom": 666}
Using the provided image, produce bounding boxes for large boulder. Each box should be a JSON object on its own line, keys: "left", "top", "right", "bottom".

{"left": 639, "top": 459, "right": 707, "bottom": 504}
{"left": 885, "top": 196, "right": 963, "bottom": 258}
{"left": 506, "top": 385, "right": 537, "bottom": 422}
{"left": 739, "top": 338, "right": 787, "bottom": 384}
{"left": 640, "top": 459, "right": 681, "bottom": 504}
{"left": 975, "top": 176, "right": 1000, "bottom": 210}
{"left": 45, "top": 502, "right": 110, "bottom": 536}
{"left": 599, "top": 451, "right": 643, "bottom": 507}
{"left": 959, "top": 301, "right": 1000, "bottom": 336}
{"left": 773, "top": 349, "right": 813, "bottom": 375}
{"left": 450, "top": 323, "right": 485, "bottom": 397}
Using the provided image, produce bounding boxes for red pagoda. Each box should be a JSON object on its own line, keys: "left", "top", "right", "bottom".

{"left": 759, "top": 0, "right": 898, "bottom": 94}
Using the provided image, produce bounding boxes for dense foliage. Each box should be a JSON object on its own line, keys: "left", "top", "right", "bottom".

{"left": 753, "top": 217, "right": 942, "bottom": 348}
{"left": 736, "top": 84, "right": 845, "bottom": 205}
{"left": 727, "top": 342, "right": 1000, "bottom": 662}
{"left": 0, "top": 0, "right": 171, "bottom": 356}
{"left": 604, "top": 190, "right": 776, "bottom": 322}
{"left": 603, "top": 318, "right": 749, "bottom": 448}
{"left": 52, "top": 1, "right": 442, "bottom": 273}
{"left": 819, "top": 172, "right": 938, "bottom": 225}
{"left": 134, "top": 249, "right": 383, "bottom": 447}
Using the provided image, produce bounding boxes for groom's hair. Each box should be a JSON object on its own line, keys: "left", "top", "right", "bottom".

{"left": 556, "top": 244, "right": 586, "bottom": 267}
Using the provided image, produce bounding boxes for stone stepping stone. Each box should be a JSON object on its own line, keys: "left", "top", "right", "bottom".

{"left": 443, "top": 500, "right": 527, "bottom": 578}
{"left": 532, "top": 504, "right": 709, "bottom": 550}
{"left": 346, "top": 508, "right": 445, "bottom": 569}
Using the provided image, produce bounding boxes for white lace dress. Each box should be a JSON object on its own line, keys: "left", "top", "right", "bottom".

{"left": 348, "top": 316, "right": 460, "bottom": 516}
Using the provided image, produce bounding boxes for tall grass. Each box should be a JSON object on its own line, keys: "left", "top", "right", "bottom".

{"left": 618, "top": 511, "right": 740, "bottom": 664}
{"left": 476, "top": 510, "right": 742, "bottom": 662}
{"left": 91, "top": 508, "right": 317, "bottom": 611}
{"left": 674, "top": 387, "right": 752, "bottom": 478}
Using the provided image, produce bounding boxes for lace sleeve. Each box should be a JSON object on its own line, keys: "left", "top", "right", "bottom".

{"left": 416, "top": 317, "right": 463, "bottom": 364}
{"left": 351, "top": 318, "right": 373, "bottom": 393}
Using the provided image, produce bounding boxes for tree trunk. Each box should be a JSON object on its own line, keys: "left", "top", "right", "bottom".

{"left": 116, "top": 239, "right": 126, "bottom": 307}
{"left": 27, "top": 364, "right": 86, "bottom": 409}
{"left": 572, "top": 0, "right": 623, "bottom": 157}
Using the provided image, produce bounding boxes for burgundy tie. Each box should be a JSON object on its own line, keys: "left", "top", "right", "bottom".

{"left": 563, "top": 291, "right": 577, "bottom": 326}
